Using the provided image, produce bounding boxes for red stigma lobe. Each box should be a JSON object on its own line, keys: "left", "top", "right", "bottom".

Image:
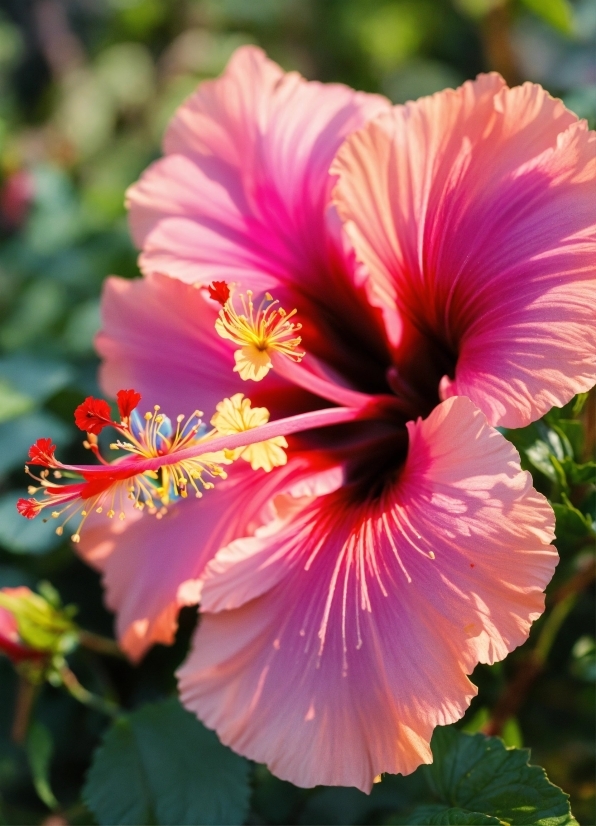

{"left": 74, "top": 396, "right": 114, "bottom": 435}
{"left": 207, "top": 281, "right": 230, "bottom": 306}
{"left": 117, "top": 389, "right": 142, "bottom": 420}
{"left": 28, "top": 438, "right": 56, "bottom": 466}
{"left": 17, "top": 498, "right": 40, "bottom": 519}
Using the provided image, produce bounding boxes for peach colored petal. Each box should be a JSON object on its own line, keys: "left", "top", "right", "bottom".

{"left": 332, "top": 75, "right": 596, "bottom": 427}
{"left": 178, "top": 397, "right": 556, "bottom": 790}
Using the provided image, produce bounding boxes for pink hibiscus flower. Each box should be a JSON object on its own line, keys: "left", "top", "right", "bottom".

{"left": 19, "top": 47, "right": 596, "bottom": 790}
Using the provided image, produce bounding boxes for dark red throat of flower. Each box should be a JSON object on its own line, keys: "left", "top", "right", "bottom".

{"left": 207, "top": 280, "right": 230, "bottom": 306}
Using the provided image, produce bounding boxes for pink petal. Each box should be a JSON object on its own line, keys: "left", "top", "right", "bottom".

{"left": 77, "top": 461, "right": 313, "bottom": 661}
{"left": 98, "top": 273, "right": 248, "bottom": 418}
{"left": 127, "top": 45, "right": 388, "bottom": 289}
{"left": 178, "top": 396, "right": 556, "bottom": 790}
{"left": 332, "top": 75, "right": 596, "bottom": 427}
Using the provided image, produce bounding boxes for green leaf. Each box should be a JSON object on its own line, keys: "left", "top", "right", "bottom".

{"left": 26, "top": 722, "right": 58, "bottom": 810}
{"left": 505, "top": 422, "right": 568, "bottom": 483}
{"left": 553, "top": 500, "right": 594, "bottom": 541}
{"left": 567, "top": 461, "right": 595, "bottom": 486}
{"left": 398, "top": 728, "right": 576, "bottom": 825}
{"left": 83, "top": 698, "right": 250, "bottom": 825}
{"left": 552, "top": 421, "right": 583, "bottom": 460}
{"left": 519, "top": 0, "right": 574, "bottom": 34}
{"left": 392, "top": 804, "right": 500, "bottom": 824}
{"left": 0, "top": 380, "right": 33, "bottom": 424}
{"left": 501, "top": 718, "right": 523, "bottom": 749}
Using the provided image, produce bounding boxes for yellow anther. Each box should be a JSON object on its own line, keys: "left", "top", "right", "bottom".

{"left": 211, "top": 394, "right": 288, "bottom": 472}
{"left": 215, "top": 288, "right": 304, "bottom": 381}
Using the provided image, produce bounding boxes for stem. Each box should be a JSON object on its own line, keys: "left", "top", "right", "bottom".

{"left": 58, "top": 665, "right": 119, "bottom": 718}
{"left": 11, "top": 678, "right": 39, "bottom": 744}
{"left": 78, "top": 630, "right": 125, "bottom": 658}
{"left": 481, "top": 3, "right": 520, "bottom": 86}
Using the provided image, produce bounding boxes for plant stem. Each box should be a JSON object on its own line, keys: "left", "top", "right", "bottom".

{"left": 78, "top": 630, "right": 124, "bottom": 658}
{"left": 58, "top": 665, "right": 119, "bottom": 718}
{"left": 11, "top": 677, "right": 39, "bottom": 744}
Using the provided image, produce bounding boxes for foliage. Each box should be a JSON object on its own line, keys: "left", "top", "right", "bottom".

{"left": 83, "top": 699, "right": 250, "bottom": 825}
{"left": 395, "top": 728, "right": 576, "bottom": 825}
{"left": 0, "top": 0, "right": 592, "bottom": 824}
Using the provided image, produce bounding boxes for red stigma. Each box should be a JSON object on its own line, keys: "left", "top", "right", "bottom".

{"left": 17, "top": 498, "right": 41, "bottom": 519}
{"left": 207, "top": 281, "right": 230, "bottom": 306}
{"left": 28, "top": 438, "right": 56, "bottom": 467}
{"left": 74, "top": 396, "right": 114, "bottom": 435}
{"left": 117, "top": 389, "right": 142, "bottom": 420}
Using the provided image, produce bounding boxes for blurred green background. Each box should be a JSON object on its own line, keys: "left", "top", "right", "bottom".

{"left": 0, "top": 0, "right": 593, "bottom": 823}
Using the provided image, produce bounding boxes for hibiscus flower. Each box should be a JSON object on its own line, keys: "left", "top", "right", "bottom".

{"left": 20, "top": 47, "right": 596, "bottom": 790}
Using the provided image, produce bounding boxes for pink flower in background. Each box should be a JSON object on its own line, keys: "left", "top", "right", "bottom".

{"left": 52, "top": 48, "right": 595, "bottom": 788}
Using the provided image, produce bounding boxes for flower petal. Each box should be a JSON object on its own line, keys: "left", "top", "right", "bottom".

{"left": 178, "top": 396, "right": 556, "bottom": 790}
{"left": 127, "top": 45, "right": 388, "bottom": 289}
{"left": 97, "top": 273, "right": 270, "bottom": 419}
{"left": 332, "top": 75, "right": 596, "bottom": 427}
{"left": 77, "top": 460, "right": 313, "bottom": 661}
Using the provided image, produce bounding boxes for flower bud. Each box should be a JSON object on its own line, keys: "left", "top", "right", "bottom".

{"left": 0, "top": 586, "right": 78, "bottom": 662}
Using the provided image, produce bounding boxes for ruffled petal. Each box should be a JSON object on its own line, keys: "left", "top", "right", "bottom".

{"left": 98, "top": 272, "right": 293, "bottom": 419}
{"left": 178, "top": 396, "right": 556, "bottom": 790}
{"left": 77, "top": 460, "right": 314, "bottom": 661}
{"left": 332, "top": 75, "right": 596, "bottom": 427}
{"left": 127, "top": 45, "right": 388, "bottom": 289}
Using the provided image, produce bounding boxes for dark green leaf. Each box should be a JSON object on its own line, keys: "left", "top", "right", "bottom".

{"left": 391, "top": 804, "right": 500, "bottom": 824}
{"left": 398, "top": 728, "right": 576, "bottom": 825}
{"left": 567, "top": 461, "right": 595, "bottom": 486}
{"left": 26, "top": 721, "right": 58, "bottom": 810}
{"left": 553, "top": 501, "right": 594, "bottom": 541}
{"left": 552, "top": 421, "right": 583, "bottom": 460}
{"left": 83, "top": 698, "right": 250, "bottom": 825}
